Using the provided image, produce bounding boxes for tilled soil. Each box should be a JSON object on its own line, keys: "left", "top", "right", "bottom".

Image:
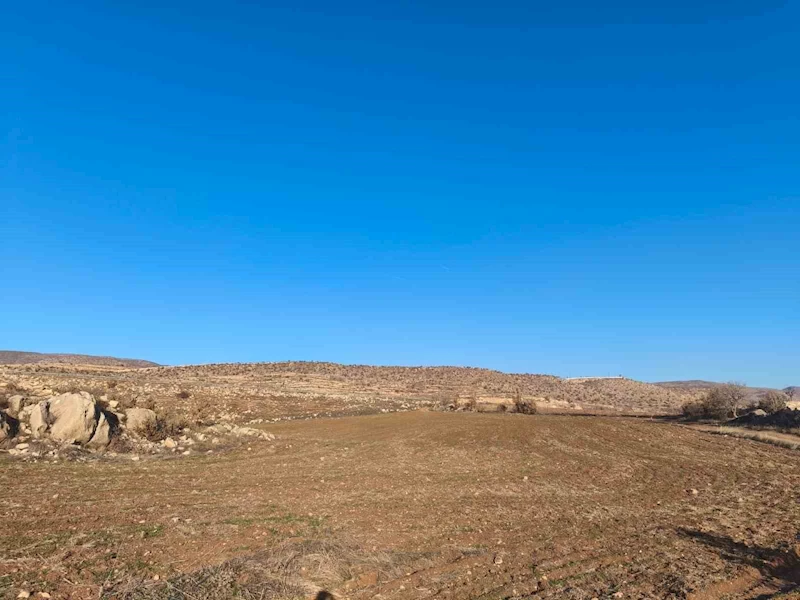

{"left": 1, "top": 412, "right": 799, "bottom": 599}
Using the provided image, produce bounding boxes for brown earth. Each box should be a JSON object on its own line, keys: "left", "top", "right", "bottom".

{"left": 1, "top": 360, "right": 694, "bottom": 419}
{"left": 2, "top": 411, "right": 799, "bottom": 600}
{"left": 0, "top": 351, "right": 159, "bottom": 369}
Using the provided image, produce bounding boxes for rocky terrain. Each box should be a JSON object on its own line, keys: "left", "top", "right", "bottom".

{"left": 0, "top": 351, "right": 159, "bottom": 369}
{"left": 1, "top": 358, "right": 799, "bottom": 600}
{"left": 1, "top": 361, "right": 696, "bottom": 427}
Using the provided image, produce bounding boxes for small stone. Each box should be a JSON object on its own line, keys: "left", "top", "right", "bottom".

{"left": 39, "top": 594, "right": 51, "bottom": 599}
{"left": 15, "top": 443, "right": 29, "bottom": 450}
{"left": 690, "top": 488, "right": 699, "bottom": 496}
{"left": 17, "top": 592, "right": 31, "bottom": 599}
{"left": 613, "top": 593, "right": 624, "bottom": 598}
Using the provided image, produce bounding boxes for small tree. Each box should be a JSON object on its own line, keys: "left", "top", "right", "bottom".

{"left": 701, "top": 383, "right": 747, "bottom": 420}
{"left": 512, "top": 388, "right": 537, "bottom": 415}
{"left": 758, "top": 390, "right": 788, "bottom": 414}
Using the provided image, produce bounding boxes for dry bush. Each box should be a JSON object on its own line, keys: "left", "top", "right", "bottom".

{"left": 758, "top": 390, "right": 789, "bottom": 414}
{"left": 683, "top": 383, "right": 747, "bottom": 421}
{"left": 512, "top": 388, "right": 537, "bottom": 415}
{"left": 142, "top": 412, "right": 188, "bottom": 442}
{"left": 462, "top": 396, "right": 477, "bottom": 411}
{"left": 176, "top": 389, "right": 192, "bottom": 399}
{"left": 682, "top": 400, "right": 705, "bottom": 420}
{"left": 513, "top": 398, "right": 538, "bottom": 415}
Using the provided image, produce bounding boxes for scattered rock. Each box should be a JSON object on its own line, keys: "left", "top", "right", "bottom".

{"left": 163, "top": 437, "right": 178, "bottom": 449}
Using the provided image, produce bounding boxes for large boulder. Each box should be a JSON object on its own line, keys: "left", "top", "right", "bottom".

{"left": 125, "top": 407, "right": 157, "bottom": 435}
{"left": 87, "top": 411, "right": 112, "bottom": 448}
{"left": 7, "top": 395, "right": 27, "bottom": 417}
{"left": 48, "top": 392, "right": 100, "bottom": 445}
{"left": 29, "top": 401, "right": 50, "bottom": 438}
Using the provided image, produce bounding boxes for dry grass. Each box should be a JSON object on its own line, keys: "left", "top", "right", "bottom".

{"left": 107, "top": 537, "right": 402, "bottom": 600}
{"left": 691, "top": 424, "right": 800, "bottom": 450}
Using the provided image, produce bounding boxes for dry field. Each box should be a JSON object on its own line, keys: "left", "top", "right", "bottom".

{"left": 2, "top": 411, "right": 800, "bottom": 600}
{"left": 0, "top": 361, "right": 694, "bottom": 421}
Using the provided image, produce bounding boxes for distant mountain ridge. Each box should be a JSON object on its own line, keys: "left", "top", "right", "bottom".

{"left": 0, "top": 350, "right": 159, "bottom": 368}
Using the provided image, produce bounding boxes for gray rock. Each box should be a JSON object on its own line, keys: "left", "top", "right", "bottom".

{"left": 29, "top": 402, "right": 50, "bottom": 439}
{"left": 125, "top": 407, "right": 157, "bottom": 435}
{"left": 7, "top": 395, "right": 26, "bottom": 416}
{"left": 48, "top": 392, "right": 99, "bottom": 445}
{"left": 87, "top": 411, "right": 112, "bottom": 448}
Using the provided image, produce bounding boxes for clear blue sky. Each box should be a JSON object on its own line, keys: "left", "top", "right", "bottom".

{"left": 2, "top": 0, "right": 798, "bottom": 387}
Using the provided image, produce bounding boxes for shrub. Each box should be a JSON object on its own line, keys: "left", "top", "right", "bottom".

{"left": 758, "top": 390, "right": 788, "bottom": 414}
{"left": 685, "top": 383, "right": 747, "bottom": 421}
{"left": 176, "top": 390, "right": 192, "bottom": 399}
{"left": 462, "top": 396, "right": 477, "bottom": 411}
{"left": 681, "top": 400, "right": 705, "bottom": 420}
{"left": 142, "top": 413, "right": 188, "bottom": 442}
{"left": 511, "top": 388, "right": 537, "bottom": 415}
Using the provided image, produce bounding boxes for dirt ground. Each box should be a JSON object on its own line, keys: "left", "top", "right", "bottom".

{"left": 2, "top": 412, "right": 799, "bottom": 599}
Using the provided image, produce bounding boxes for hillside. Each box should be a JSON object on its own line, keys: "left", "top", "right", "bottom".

{"left": 0, "top": 350, "right": 159, "bottom": 369}
{"left": 2, "top": 360, "right": 692, "bottom": 419}
{"left": 654, "top": 380, "right": 797, "bottom": 404}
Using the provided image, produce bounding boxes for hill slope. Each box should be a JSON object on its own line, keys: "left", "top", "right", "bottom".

{"left": 0, "top": 350, "right": 159, "bottom": 368}
{"left": 654, "top": 380, "right": 797, "bottom": 404}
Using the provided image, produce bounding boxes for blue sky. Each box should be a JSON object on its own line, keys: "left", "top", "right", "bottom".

{"left": 2, "top": 0, "right": 798, "bottom": 386}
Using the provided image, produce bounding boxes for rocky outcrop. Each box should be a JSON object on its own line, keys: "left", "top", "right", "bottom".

{"left": 87, "top": 411, "right": 112, "bottom": 448}
{"left": 29, "top": 402, "right": 49, "bottom": 438}
{"left": 48, "top": 392, "right": 99, "bottom": 444}
{"left": 23, "top": 392, "right": 112, "bottom": 447}
{"left": 125, "top": 408, "right": 157, "bottom": 434}
{"left": 7, "top": 394, "right": 26, "bottom": 417}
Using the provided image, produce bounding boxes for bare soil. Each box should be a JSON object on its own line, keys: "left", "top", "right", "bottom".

{"left": 2, "top": 412, "right": 799, "bottom": 599}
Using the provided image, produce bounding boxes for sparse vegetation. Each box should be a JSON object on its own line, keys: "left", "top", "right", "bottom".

{"left": 512, "top": 388, "right": 537, "bottom": 414}
{"left": 758, "top": 390, "right": 789, "bottom": 414}
{"left": 141, "top": 412, "right": 188, "bottom": 442}
{"left": 682, "top": 383, "right": 747, "bottom": 421}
